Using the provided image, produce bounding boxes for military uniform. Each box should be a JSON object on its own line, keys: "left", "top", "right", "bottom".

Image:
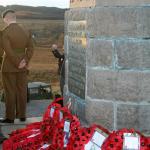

{"left": 1, "top": 23, "right": 33, "bottom": 120}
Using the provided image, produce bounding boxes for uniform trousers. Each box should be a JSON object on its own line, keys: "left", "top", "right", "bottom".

{"left": 2, "top": 72, "right": 27, "bottom": 120}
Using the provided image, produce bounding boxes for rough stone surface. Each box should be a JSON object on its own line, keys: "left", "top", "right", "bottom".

{"left": 96, "top": 0, "right": 150, "bottom": 6}
{"left": 85, "top": 98, "right": 114, "bottom": 130}
{"left": 117, "top": 104, "right": 150, "bottom": 131}
{"left": 65, "top": 9, "right": 89, "bottom": 34}
{"left": 70, "top": 0, "right": 96, "bottom": 8}
{"left": 116, "top": 39, "right": 150, "bottom": 69}
{"left": 64, "top": 93, "right": 86, "bottom": 121}
{"left": 87, "top": 39, "right": 113, "bottom": 67}
{"left": 139, "top": 104, "right": 150, "bottom": 132}
{"left": 87, "top": 7, "right": 150, "bottom": 38}
{"left": 87, "top": 70, "right": 117, "bottom": 101}
{"left": 65, "top": 1, "right": 150, "bottom": 132}
{"left": 87, "top": 69, "right": 150, "bottom": 102}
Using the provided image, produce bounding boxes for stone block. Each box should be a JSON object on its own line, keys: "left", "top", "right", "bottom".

{"left": 70, "top": 0, "right": 96, "bottom": 8}
{"left": 87, "top": 39, "right": 113, "bottom": 67}
{"left": 96, "top": 0, "right": 150, "bottom": 6}
{"left": 117, "top": 104, "right": 140, "bottom": 130}
{"left": 65, "top": 9, "right": 88, "bottom": 21}
{"left": 64, "top": 93, "right": 86, "bottom": 121}
{"left": 142, "top": 7, "right": 150, "bottom": 36}
{"left": 87, "top": 69, "right": 117, "bottom": 100}
{"left": 87, "top": 70, "right": 150, "bottom": 102}
{"left": 70, "top": 0, "right": 150, "bottom": 8}
{"left": 87, "top": 7, "right": 150, "bottom": 38}
{"left": 139, "top": 104, "right": 150, "bottom": 131}
{"left": 115, "top": 71, "right": 140, "bottom": 102}
{"left": 116, "top": 39, "right": 150, "bottom": 69}
{"left": 85, "top": 98, "right": 114, "bottom": 130}
{"left": 65, "top": 9, "right": 89, "bottom": 34}
{"left": 140, "top": 72, "right": 150, "bottom": 102}
{"left": 117, "top": 104, "right": 150, "bottom": 131}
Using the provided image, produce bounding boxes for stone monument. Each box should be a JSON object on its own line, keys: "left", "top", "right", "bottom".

{"left": 64, "top": 0, "right": 150, "bottom": 132}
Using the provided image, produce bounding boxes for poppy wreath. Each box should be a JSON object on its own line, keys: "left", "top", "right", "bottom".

{"left": 38, "top": 143, "right": 54, "bottom": 150}
{"left": 140, "top": 136, "right": 150, "bottom": 150}
{"left": 41, "top": 98, "right": 64, "bottom": 142}
{"left": 3, "top": 129, "right": 41, "bottom": 150}
{"left": 41, "top": 106, "right": 66, "bottom": 142}
{"left": 43, "top": 98, "right": 63, "bottom": 121}
{"left": 144, "top": 136, "right": 150, "bottom": 149}
{"left": 67, "top": 124, "right": 110, "bottom": 150}
{"left": 41, "top": 103, "right": 72, "bottom": 143}
{"left": 101, "top": 128, "right": 150, "bottom": 150}
{"left": 9, "top": 122, "right": 42, "bottom": 137}
{"left": 51, "top": 114, "right": 80, "bottom": 150}
{"left": 43, "top": 106, "right": 73, "bottom": 149}
{"left": 12, "top": 132, "right": 42, "bottom": 150}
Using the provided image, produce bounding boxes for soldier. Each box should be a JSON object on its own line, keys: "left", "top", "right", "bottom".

{"left": 0, "top": 31, "right": 7, "bottom": 144}
{"left": 0, "top": 9, "right": 34, "bottom": 123}
{"left": 51, "top": 44, "right": 65, "bottom": 96}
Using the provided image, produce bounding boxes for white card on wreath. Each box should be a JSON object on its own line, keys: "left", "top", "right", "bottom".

{"left": 85, "top": 128, "right": 108, "bottom": 150}
{"left": 123, "top": 133, "right": 140, "bottom": 150}
{"left": 59, "top": 111, "right": 63, "bottom": 121}
{"left": 84, "top": 141, "right": 100, "bottom": 150}
{"left": 91, "top": 131, "right": 106, "bottom": 147}
{"left": 64, "top": 120, "right": 71, "bottom": 132}
{"left": 40, "top": 144, "right": 50, "bottom": 149}
{"left": 50, "top": 107, "right": 55, "bottom": 118}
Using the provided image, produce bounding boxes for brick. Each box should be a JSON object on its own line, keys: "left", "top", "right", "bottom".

{"left": 117, "top": 104, "right": 150, "bottom": 131}
{"left": 87, "top": 70, "right": 150, "bottom": 102}
{"left": 87, "top": 7, "right": 150, "bottom": 38}
{"left": 116, "top": 39, "right": 150, "bottom": 69}
{"left": 87, "top": 39, "right": 113, "bottom": 67}
{"left": 85, "top": 98, "right": 114, "bottom": 130}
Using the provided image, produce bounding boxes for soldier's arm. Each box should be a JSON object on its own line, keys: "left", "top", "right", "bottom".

{"left": 0, "top": 48, "right": 4, "bottom": 64}
{"left": 2, "top": 32, "right": 22, "bottom": 67}
{"left": 52, "top": 49, "right": 63, "bottom": 58}
{"left": 0, "top": 32, "right": 3, "bottom": 64}
{"left": 24, "top": 32, "right": 34, "bottom": 64}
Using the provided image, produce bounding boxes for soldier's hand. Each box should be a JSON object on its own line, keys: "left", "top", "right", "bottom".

{"left": 18, "top": 59, "right": 27, "bottom": 69}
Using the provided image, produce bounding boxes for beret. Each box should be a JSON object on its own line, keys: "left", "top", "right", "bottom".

{"left": 2, "top": 9, "right": 15, "bottom": 18}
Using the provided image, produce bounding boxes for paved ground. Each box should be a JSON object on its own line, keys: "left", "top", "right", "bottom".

{"left": 0, "top": 100, "right": 51, "bottom": 118}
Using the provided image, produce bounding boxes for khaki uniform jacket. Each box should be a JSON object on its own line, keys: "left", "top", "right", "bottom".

{"left": 1, "top": 23, "right": 33, "bottom": 72}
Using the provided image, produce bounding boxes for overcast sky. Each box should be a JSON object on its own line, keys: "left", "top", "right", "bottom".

{"left": 0, "top": 0, "right": 70, "bottom": 8}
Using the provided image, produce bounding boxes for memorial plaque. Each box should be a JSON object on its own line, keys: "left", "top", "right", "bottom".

{"left": 70, "top": 0, "right": 95, "bottom": 8}
{"left": 68, "top": 20, "right": 87, "bottom": 99}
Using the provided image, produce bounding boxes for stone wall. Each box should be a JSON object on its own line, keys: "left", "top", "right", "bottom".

{"left": 64, "top": 0, "right": 150, "bottom": 132}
